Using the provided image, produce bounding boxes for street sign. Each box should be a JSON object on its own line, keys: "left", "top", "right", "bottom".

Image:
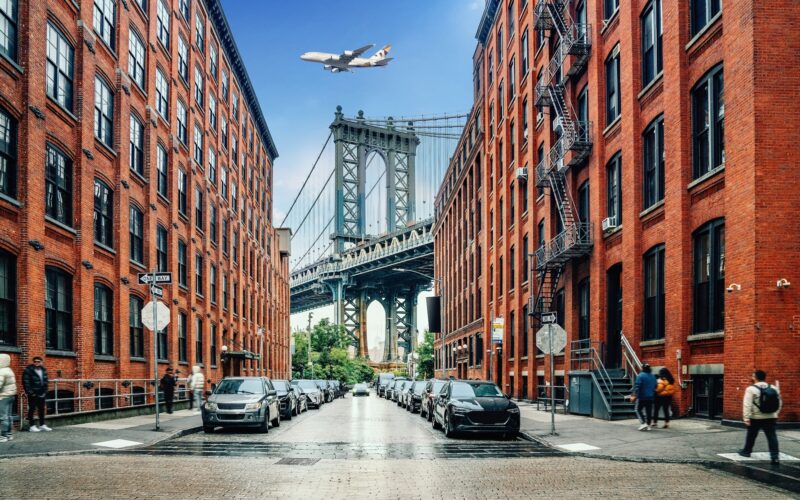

{"left": 536, "top": 324, "right": 567, "bottom": 355}
{"left": 492, "top": 317, "right": 504, "bottom": 344}
{"left": 149, "top": 285, "right": 164, "bottom": 298}
{"left": 141, "top": 300, "right": 171, "bottom": 331}
{"left": 541, "top": 312, "right": 557, "bottom": 324}
{"left": 138, "top": 272, "right": 172, "bottom": 285}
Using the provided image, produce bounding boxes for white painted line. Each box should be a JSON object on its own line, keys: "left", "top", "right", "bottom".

{"left": 558, "top": 442, "right": 601, "bottom": 452}
{"left": 717, "top": 452, "right": 799, "bottom": 462}
{"left": 91, "top": 439, "right": 143, "bottom": 449}
{"left": 71, "top": 422, "right": 138, "bottom": 430}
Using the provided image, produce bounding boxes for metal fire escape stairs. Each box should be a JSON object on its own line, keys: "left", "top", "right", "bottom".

{"left": 531, "top": 1, "right": 593, "bottom": 317}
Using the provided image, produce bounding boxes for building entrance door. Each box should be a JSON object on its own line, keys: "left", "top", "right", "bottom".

{"left": 606, "top": 264, "right": 623, "bottom": 368}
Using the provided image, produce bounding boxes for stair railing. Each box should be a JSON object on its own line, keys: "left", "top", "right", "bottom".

{"left": 620, "top": 332, "right": 643, "bottom": 384}
{"left": 569, "top": 340, "right": 612, "bottom": 416}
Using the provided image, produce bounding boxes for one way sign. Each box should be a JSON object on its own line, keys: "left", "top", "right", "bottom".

{"left": 138, "top": 272, "right": 173, "bottom": 285}
{"left": 541, "top": 312, "right": 557, "bottom": 324}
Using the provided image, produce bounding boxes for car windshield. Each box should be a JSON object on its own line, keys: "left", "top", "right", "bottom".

{"left": 214, "top": 379, "right": 264, "bottom": 395}
{"left": 432, "top": 381, "right": 446, "bottom": 393}
{"left": 450, "top": 382, "right": 503, "bottom": 398}
{"left": 413, "top": 384, "right": 426, "bottom": 394}
{"left": 272, "top": 380, "right": 290, "bottom": 392}
{"left": 298, "top": 380, "right": 318, "bottom": 390}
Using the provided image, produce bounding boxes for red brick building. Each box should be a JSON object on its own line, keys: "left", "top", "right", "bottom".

{"left": 0, "top": 0, "right": 291, "bottom": 414}
{"left": 434, "top": 0, "right": 799, "bottom": 423}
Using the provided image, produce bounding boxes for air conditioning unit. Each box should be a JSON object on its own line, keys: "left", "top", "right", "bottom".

{"left": 555, "top": 158, "right": 564, "bottom": 171}
{"left": 602, "top": 216, "right": 617, "bottom": 232}
{"left": 553, "top": 117, "right": 563, "bottom": 133}
{"left": 516, "top": 167, "right": 528, "bottom": 181}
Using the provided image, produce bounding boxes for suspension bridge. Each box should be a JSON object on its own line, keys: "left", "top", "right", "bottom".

{"left": 284, "top": 106, "right": 466, "bottom": 363}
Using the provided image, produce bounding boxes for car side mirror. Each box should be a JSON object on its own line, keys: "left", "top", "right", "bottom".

{"left": 205, "top": 390, "right": 212, "bottom": 397}
{"left": 267, "top": 390, "right": 277, "bottom": 396}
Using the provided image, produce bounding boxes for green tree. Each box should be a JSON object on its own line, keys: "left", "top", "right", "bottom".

{"left": 417, "top": 331, "right": 434, "bottom": 379}
{"left": 292, "top": 318, "right": 375, "bottom": 385}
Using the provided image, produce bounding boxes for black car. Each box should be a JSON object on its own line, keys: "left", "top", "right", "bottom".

{"left": 432, "top": 380, "right": 520, "bottom": 438}
{"left": 389, "top": 378, "right": 408, "bottom": 401}
{"left": 421, "top": 379, "right": 447, "bottom": 421}
{"left": 315, "top": 380, "right": 334, "bottom": 402}
{"left": 272, "top": 379, "right": 297, "bottom": 420}
{"left": 406, "top": 381, "right": 427, "bottom": 413}
{"left": 376, "top": 373, "right": 395, "bottom": 398}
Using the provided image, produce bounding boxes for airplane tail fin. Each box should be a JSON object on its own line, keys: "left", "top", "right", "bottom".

{"left": 370, "top": 44, "right": 392, "bottom": 61}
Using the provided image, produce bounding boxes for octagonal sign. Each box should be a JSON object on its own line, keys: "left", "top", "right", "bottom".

{"left": 536, "top": 324, "right": 567, "bottom": 355}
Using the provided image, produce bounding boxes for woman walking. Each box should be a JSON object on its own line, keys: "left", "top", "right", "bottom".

{"left": 653, "top": 368, "right": 676, "bottom": 428}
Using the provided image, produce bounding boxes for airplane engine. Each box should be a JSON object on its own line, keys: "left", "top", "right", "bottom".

{"left": 331, "top": 68, "right": 342, "bottom": 73}
{"left": 324, "top": 65, "right": 332, "bottom": 71}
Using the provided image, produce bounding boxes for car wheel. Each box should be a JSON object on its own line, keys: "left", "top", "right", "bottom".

{"left": 272, "top": 410, "right": 281, "bottom": 428}
{"left": 432, "top": 412, "right": 442, "bottom": 430}
{"left": 444, "top": 412, "right": 455, "bottom": 438}
{"left": 203, "top": 425, "right": 215, "bottom": 434}
{"left": 259, "top": 412, "right": 269, "bottom": 433}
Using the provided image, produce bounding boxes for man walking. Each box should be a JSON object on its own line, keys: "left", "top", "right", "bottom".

{"left": 631, "top": 364, "right": 656, "bottom": 431}
{"left": 22, "top": 356, "right": 51, "bottom": 432}
{"left": 159, "top": 367, "right": 177, "bottom": 414}
{"left": 188, "top": 365, "right": 205, "bottom": 415}
{"left": 0, "top": 353, "right": 17, "bottom": 442}
{"left": 739, "top": 370, "right": 782, "bottom": 465}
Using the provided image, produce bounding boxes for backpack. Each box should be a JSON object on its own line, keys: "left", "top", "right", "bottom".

{"left": 753, "top": 385, "right": 781, "bottom": 413}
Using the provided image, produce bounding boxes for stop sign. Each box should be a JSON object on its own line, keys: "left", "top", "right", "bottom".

{"left": 141, "top": 300, "right": 171, "bottom": 331}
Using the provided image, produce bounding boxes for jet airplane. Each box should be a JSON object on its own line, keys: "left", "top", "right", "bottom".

{"left": 300, "top": 44, "right": 393, "bottom": 73}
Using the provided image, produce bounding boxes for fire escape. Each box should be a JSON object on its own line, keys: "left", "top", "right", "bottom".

{"left": 531, "top": 1, "right": 593, "bottom": 317}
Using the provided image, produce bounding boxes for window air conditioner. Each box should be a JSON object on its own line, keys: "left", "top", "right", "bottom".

{"left": 516, "top": 167, "right": 528, "bottom": 182}
{"left": 601, "top": 216, "right": 617, "bottom": 232}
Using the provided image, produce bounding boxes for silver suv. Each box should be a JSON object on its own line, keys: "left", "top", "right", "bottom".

{"left": 202, "top": 377, "right": 280, "bottom": 433}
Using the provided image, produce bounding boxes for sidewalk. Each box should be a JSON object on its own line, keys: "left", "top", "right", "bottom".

{"left": 0, "top": 409, "right": 202, "bottom": 458}
{"left": 518, "top": 402, "right": 800, "bottom": 464}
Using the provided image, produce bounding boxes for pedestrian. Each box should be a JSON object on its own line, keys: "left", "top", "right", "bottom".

{"left": 630, "top": 363, "right": 656, "bottom": 431}
{"left": 188, "top": 365, "right": 205, "bottom": 415}
{"left": 739, "top": 370, "right": 782, "bottom": 465}
{"left": 0, "top": 353, "right": 17, "bottom": 442}
{"left": 653, "top": 367, "right": 676, "bottom": 428}
{"left": 159, "top": 367, "right": 177, "bottom": 414}
{"left": 22, "top": 356, "right": 51, "bottom": 432}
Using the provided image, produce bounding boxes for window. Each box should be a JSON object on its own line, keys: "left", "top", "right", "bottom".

{"left": 155, "top": 68, "right": 169, "bottom": 119}
{"left": 129, "top": 205, "right": 144, "bottom": 264}
{"left": 509, "top": 182, "right": 515, "bottom": 221}
{"left": 578, "top": 278, "right": 590, "bottom": 340}
{"left": 232, "top": 92, "right": 239, "bottom": 120}
{"left": 509, "top": 246, "right": 515, "bottom": 290}
{"left": 221, "top": 216, "right": 229, "bottom": 254}
{"left": 178, "top": 312, "right": 187, "bottom": 362}
{"left": 222, "top": 273, "right": 228, "bottom": 309}
{"left": 156, "top": 0, "right": 170, "bottom": 48}
{"left": 127, "top": 30, "right": 146, "bottom": 90}
{"left": 606, "top": 154, "right": 621, "bottom": 223}
{"left": 178, "top": 240, "right": 187, "bottom": 287}
{"left": 93, "top": 179, "right": 113, "bottom": 247}
{"left": 0, "top": 250, "right": 14, "bottom": 346}
{"left": 209, "top": 43, "right": 218, "bottom": 79}
{"left": 194, "top": 185, "right": 203, "bottom": 230}
{"left": 498, "top": 257, "right": 504, "bottom": 292}
{"left": 521, "top": 304, "right": 529, "bottom": 356}
{"left": 45, "top": 267, "right": 72, "bottom": 351}
{"left": 178, "top": 168, "right": 187, "bottom": 215}
{"left": 538, "top": 219, "right": 545, "bottom": 248}
{"left": 488, "top": 53, "right": 494, "bottom": 86}
{"left": 521, "top": 28, "right": 529, "bottom": 76}
{"left": 94, "top": 76, "right": 114, "bottom": 147}
{"left": 177, "top": 100, "right": 188, "bottom": 144}
{"left": 195, "top": 13, "right": 204, "bottom": 52}
{"left": 94, "top": 284, "right": 113, "bottom": 355}
{"left": 693, "top": 219, "right": 724, "bottom": 333}
{"left": 93, "top": 0, "right": 116, "bottom": 50}
{"left": 221, "top": 69, "right": 229, "bottom": 100}
{"left": 555, "top": 288, "right": 565, "bottom": 327}
{"left": 232, "top": 230, "right": 238, "bottom": 261}
{"left": 179, "top": 0, "right": 189, "bottom": 20}
{"left": 522, "top": 235, "right": 529, "bottom": 283}
{"left": 46, "top": 24, "right": 75, "bottom": 111}
{"left": 509, "top": 311, "right": 515, "bottom": 357}
{"left": 643, "top": 245, "right": 665, "bottom": 340}
{"left": 520, "top": 172, "right": 528, "bottom": 213}
{"left": 692, "top": 65, "right": 724, "bottom": 179}
{"left": 193, "top": 124, "right": 203, "bottom": 164}
{"left": 129, "top": 295, "right": 144, "bottom": 358}
{"left": 157, "top": 143, "right": 168, "bottom": 197}
{"left": 232, "top": 281, "right": 238, "bottom": 314}
{"left": 208, "top": 147, "right": 217, "bottom": 184}
{"left": 641, "top": 0, "right": 662, "bottom": 87}
{"left": 195, "top": 317, "right": 203, "bottom": 363}
{"left": 604, "top": 0, "right": 619, "bottom": 19}
{"left": 0, "top": 0, "right": 17, "bottom": 61}
{"left": 178, "top": 35, "right": 188, "bottom": 81}
{"left": 536, "top": 143, "right": 544, "bottom": 197}
{"left": 691, "top": 0, "right": 721, "bottom": 36}
{"left": 209, "top": 94, "right": 217, "bottom": 130}
{"left": 129, "top": 114, "right": 144, "bottom": 176}
{"left": 210, "top": 323, "right": 217, "bottom": 365}
{"left": 195, "top": 253, "right": 203, "bottom": 295}
{"left": 496, "top": 27, "right": 503, "bottom": 63}
{"left": 231, "top": 182, "right": 237, "bottom": 213}
{"left": 578, "top": 180, "right": 590, "bottom": 223}
{"left": 210, "top": 263, "right": 217, "bottom": 303}
{"left": 134, "top": 0, "right": 146, "bottom": 13}
{"left": 605, "top": 46, "right": 620, "bottom": 125}
{"left": 194, "top": 66, "right": 204, "bottom": 105}
{"left": 507, "top": 0, "right": 515, "bottom": 36}
{"left": 0, "top": 108, "right": 15, "bottom": 197}
{"left": 508, "top": 57, "right": 515, "bottom": 102}
{"left": 643, "top": 116, "right": 664, "bottom": 208}
{"left": 231, "top": 134, "right": 238, "bottom": 166}
{"left": 156, "top": 225, "right": 168, "bottom": 272}
{"left": 45, "top": 144, "right": 72, "bottom": 225}
{"left": 522, "top": 97, "right": 529, "bottom": 142}
{"left": 220, "top": 115, "right": 228, "bottom": 148}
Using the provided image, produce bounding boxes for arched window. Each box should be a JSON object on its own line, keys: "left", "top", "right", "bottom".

{"left": 94, "top": 283, "right": 113, "bottom": 355}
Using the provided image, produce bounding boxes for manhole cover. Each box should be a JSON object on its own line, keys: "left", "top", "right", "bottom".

{"left": 275, "top": 458, "right": 320, "bottom": 466}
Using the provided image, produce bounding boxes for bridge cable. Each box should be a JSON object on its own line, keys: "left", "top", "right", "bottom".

{"left": 279, "top": 131, "right": 332, "bottom": 227}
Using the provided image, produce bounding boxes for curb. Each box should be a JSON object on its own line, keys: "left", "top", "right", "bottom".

{"left": 0, "top": 424, "right": 203, "bottom": 461}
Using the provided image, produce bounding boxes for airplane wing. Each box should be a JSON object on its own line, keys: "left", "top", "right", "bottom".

{"left": 339, "top": 44, "right": 374, "bottom": 64}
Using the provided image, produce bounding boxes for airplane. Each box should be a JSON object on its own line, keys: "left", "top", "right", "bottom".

{"left": 300, "top": 44, "right": 393, "bottom": 73}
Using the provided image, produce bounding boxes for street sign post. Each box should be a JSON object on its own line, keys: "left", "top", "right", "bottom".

{"left": 149, "top": 285, "right": 164, "bottom": 298}
{"left": 141, "top": 268, "right": 173, "bottom": 431}
{"left": 536, "top": 322, "right": 567, "bottom": 436}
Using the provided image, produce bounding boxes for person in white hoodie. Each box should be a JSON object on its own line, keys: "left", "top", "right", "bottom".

{"left": 0, "top": 353, "right": 17, "bottom": 442}
{"left": 188, "top": 365, "right": 205, "bottom": 415}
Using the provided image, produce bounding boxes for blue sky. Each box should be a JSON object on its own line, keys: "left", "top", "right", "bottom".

{"left": 221, "top": 0, "right": 484, "bottom": 354}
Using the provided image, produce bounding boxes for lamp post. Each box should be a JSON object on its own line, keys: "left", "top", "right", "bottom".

{"left": 392, "top": 267, "right": 444, "bottom": 380}
{"left": 257, "top": 327, "right": 265, "bottom": 375}
{"left": 307, "top": 312, "right": 313, "bottom": 379}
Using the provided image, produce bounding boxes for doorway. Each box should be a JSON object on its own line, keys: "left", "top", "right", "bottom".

{"left": 606, "top": 264, "right": 623, "bottom": 368}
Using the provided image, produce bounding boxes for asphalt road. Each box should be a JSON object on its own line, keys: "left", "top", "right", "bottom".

{"left": 0, "top": 394, "right": 794, "bottom": 499}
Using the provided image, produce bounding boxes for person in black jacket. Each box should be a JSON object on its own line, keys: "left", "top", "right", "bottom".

{"left": 159, "top": 367, "right": 177, "bottom": 414}
{"left": 22, "top": 357, "right": 50, "bottom": 432}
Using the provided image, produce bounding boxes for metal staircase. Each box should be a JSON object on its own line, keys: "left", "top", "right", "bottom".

{"left": 531, "top": 0, "right": 593, "bottom": 318}
{"left": 570, "top": 340, "right": 638, "bottom": 420}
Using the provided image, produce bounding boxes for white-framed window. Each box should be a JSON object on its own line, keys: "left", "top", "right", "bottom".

{"left": 155, "top": 68, "right": 169, "bottom": 119}
{"left": 156, "top": 0, "right": 170, "bottom": 48}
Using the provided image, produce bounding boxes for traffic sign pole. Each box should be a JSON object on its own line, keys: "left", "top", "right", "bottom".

{"left": 549, "top": 322, "right": 556, "bottom": 436}
{"left": 152, "top": 267, "right": 160, "bottom": 431}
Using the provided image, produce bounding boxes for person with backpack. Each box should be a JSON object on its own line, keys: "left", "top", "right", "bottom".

{"left": 739, "top": 369, "right": 782, "bottom": 465}
{"left": 630, "top": 364, "right": 657, "bottom": 431}
{"left": 653, "top": 367, "right": 676, "bottom": 428}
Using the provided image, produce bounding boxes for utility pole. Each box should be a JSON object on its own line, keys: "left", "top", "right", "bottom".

{"left": 307, "top": 312, "right": 313, "bottom": 379}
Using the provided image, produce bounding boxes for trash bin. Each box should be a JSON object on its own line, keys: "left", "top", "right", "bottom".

{"left": 568, "top": 373, "right": 593, "bottom": 415}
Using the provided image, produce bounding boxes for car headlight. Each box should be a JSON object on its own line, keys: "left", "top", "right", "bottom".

{"left": 245, "top": 402, "right": 263, "bottom": 411}
{"left": 508, "top": 407, "right": 520, "bottom": 414}
{"left": 451, "top": 406, "right": 468, "bottom": 415}
{"left": 204, "top": 402, "right": 217, "bottom": 411}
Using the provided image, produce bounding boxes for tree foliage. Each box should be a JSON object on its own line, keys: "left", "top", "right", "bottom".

{"left": 291, "top": 318, "right": 374, "bottom": 385}
{"left": 417, "top": 331, "right": 435, "bottom": 379}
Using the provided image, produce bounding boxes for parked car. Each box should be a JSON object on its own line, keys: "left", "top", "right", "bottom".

{"left": 399, "top": 381, "right": 413, "bottom": 408}
{"left": 330, "top": 380, "right": 345, "bottom": 399}
{"left": 432, "top": 380, "right": 520, "bottom": 438}
{"left": 352, "top": 383, "right": 369, "bottom": 396}
{"left": 315, "top": 380, "right": 334, "bottom": 402}
{"left": 272, "top": 379, "right": 297, "bottom": 420}
{"left": 291, "top": 385, "right": 308, "bottom": 413}
{"left": 202, "top": 377, "right": 280, "bottom": 433}
{"left": 377, "top": 373, "right": 395, "bottom": 398}
{"left": 421, "top": 379, "right": 447, "bottom": 421}
{"left": 388, "top": 378, "right": 407, "bottom": 401}
{"left": 293, "top": 379, "right": 324, "bottom": 409}
{"left": 407, "top": 381, "right": 427, "bottom": 413}
{"left": 393, "top": 380, "right": 408, "bottom": 404}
